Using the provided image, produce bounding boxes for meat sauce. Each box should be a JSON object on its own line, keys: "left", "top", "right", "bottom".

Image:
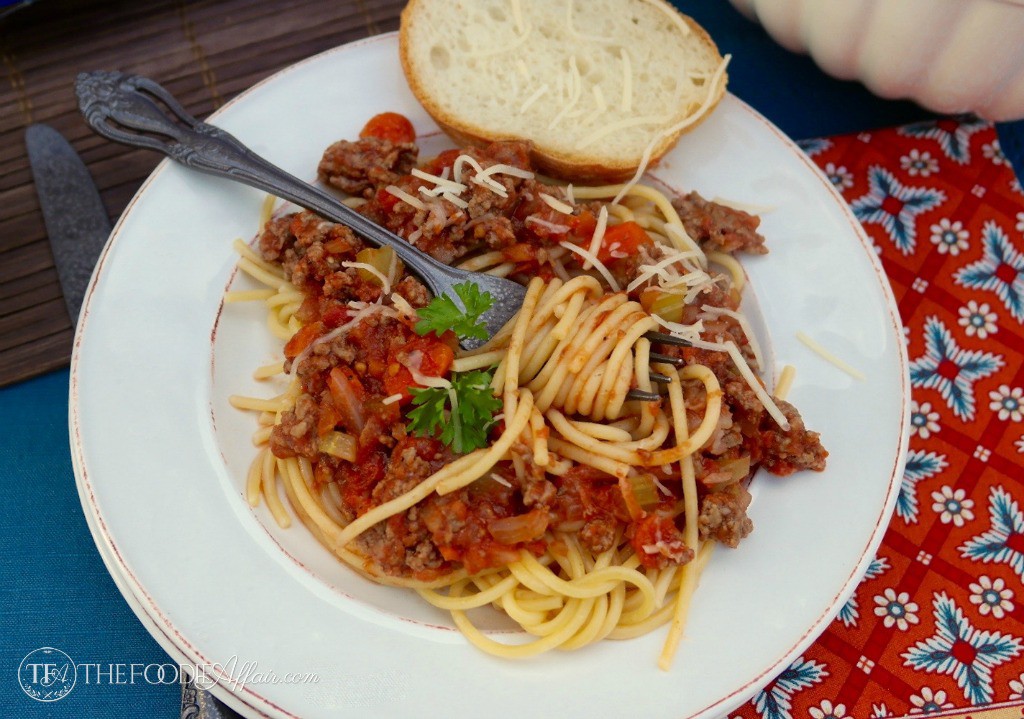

{"left": 264, "top": 113, "right": 827, "bottom": 580}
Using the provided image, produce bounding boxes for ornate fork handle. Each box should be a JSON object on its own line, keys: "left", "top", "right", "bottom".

{"left": 73, "top": 71, "right": 518, "bottom": 325}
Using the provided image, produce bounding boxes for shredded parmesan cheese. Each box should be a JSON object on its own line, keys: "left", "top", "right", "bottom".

{"left": 489, "top": 472, "right": 512, "bottom": 488}
{"left": 652, "top": 476, "right": 672, "bottom": 496}
{"left": 583, "top": 205, "right": 609, "bottom": 270}
{"left": 510, "top": 0, "right": 524, "bottom": 34}
{"left": 389, "top": 292, "right": 417, "bottom": 319}
{"left": 442, "top": 191, "right": 469, "bottom": 209}
{"left": 385, "top": 185, "right": 426, "bottom": 211}
{"left": 559, "top": 241, "right": 620, "bottom": 291}
{"left": 575, "top": 114, "right": 672, "bottom": 151}
{"left": 686, "top": 337, "right": 791, "bottom": 430}
{"left": 402, "top": 350, "right": 453, "bottom": 389}
{"left": 520, "top": 84, "right": 549, "bottom": 113}
{"left": 625, "top": 247, "right": 702, "bottom": 292}
{"left": 593, "top": 85, "right": 607, "bottom": 113}
{"left": 620, "top": 47, "right": 633, "bottom": 112}
{"left": 539, "top": 192, "right": 574, "bottom": 214}
{"left": 701, "top": 304, "right": 765, "bottom": 371}
{"left": 526, "top": 216, "right": 571, "bottom": 234}
{"left": 610, "top": 54, "right": 731, "bottom": 205}
{"left": 291, "top": 304, "right": 387, "bottom": 374}
{"left": 479, "top": 163, "right": 535, "bottom": 181}
{"left": 651, "top": 314, "right": 704, "bottom": 344}
{"left": 452, "top": 154, "right": 487, "bottom": 184}
{"left": 663, "top": 224, "right": 706, "bottom": 264}
{"left": 341, "top": 261, "right": 391, "bottom": 295}
{"left": 796, "top": 332, "right": 866, "bottom": 380}
{"left": 412, "top": 167, "right": 467, "bottom": 196}
{"left": 548, "top": 55, "right": 582, "bottom": 129}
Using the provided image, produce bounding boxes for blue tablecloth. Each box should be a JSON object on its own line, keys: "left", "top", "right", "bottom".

{"left": 2, "top": 3, "right": 1016, "bottom": 717}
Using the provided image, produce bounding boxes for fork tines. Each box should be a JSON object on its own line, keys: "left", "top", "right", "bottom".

{"left": 644, "top": 331, "right": 693, "bottom": 348}
{"left": 625, "top": 388, "right": 662, "bottom": 402}
{"left": 649, "top": 352, "right": 685, "bottom": 367}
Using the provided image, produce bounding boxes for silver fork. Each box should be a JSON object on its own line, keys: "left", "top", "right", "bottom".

{"left": 74, "top": 71, "right": 688, "bottom": 400}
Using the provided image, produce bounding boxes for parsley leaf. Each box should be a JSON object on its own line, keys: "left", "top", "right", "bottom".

{"left": 407, "top": 369, "right": 502, "bottom": 454}
{"left": 414, "top": 282, "right": 494, "bottom": 341}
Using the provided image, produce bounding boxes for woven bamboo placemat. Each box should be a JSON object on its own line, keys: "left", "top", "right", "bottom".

{"left": 0, "top": 0, "right": 404, "bottom": 386}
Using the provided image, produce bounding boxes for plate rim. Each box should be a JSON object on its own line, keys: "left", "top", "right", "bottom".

{"left": 69, "top": 30, "right": 910, "bottom": 719}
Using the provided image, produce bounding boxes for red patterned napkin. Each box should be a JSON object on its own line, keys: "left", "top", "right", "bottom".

{"left": 731, "top": 120, "right": 1024, "bottom": 719}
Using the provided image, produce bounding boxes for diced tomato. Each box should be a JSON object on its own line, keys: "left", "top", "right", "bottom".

{"left": 501, "top": 243, "right": 539, "bottom": 264}
{"left": 327, "top": 366, "right": 367, "bottom": 434}
{"left": 421, "top": 148, "right": 462, "bottom": 176}
{"left": 316, "top": 394, "right": 342, "bottom": 436}
{"left": 561, "top": 466, "right": 632, "bottom": 523}
{"left": 383, "top": 336, "right": 455, "bottom": 403}
{"left": 374, "top": 185, "right": 401, "bottom": 214}
{"left": 629, "top": 514, "right": 691, "bottom": 570}
{"left": 359, "top": 112, "right": 416, "bottom": 144}
{"left": 568, "top": 209, "right": 597, "bottom": 240}
{"left": 320, "top": 303, "right": 350, "bottom": 329}
{"left": 338, "top": 451, "right": 386, "bottom": 516}
{"left": 323, "top": 237, "right": 350, "bottom": 254}
{"left": 283, "top": 321, "right": 323, "bottom": 360}
{"left": 597, "top": 221, "right": 650, "bottom": 263}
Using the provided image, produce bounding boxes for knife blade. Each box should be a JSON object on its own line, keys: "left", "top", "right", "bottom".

{"left": 25, "top": 123, "right": 111, "bottom": 322}
{"left": 26, "top": 124, "right": 246, "bottom": 718}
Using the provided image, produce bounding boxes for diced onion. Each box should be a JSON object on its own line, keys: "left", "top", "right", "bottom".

{"left": 487, "top": 509, "right": 549, "bottom": 545}
{"left": 318, "top": 431, "right": 357, "bottom": 461}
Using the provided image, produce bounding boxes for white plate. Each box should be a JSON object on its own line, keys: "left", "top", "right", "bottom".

{"left": 71, "top": 32, "right": 909, "bottom": 719}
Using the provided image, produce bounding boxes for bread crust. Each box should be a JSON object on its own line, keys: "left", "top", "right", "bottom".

{"left": 399, "top": 0, "right": 727, "bottom": 183}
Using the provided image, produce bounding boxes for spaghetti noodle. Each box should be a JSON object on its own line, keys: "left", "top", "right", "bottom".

{"left": 227, "top": 113, "right": 827, "bottom": 666}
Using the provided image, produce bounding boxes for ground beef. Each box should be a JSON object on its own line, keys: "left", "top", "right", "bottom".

{"left": 579, "top": 516, "right": 617, "bottom": 554}
{"left": 269, "top": 393, "right": 318, "bottom": 459}
{"left": 698, "top": 484, "right": 753, "bottom": 547}
{"left": 254, "top": 121, "right": 830, "bottom": 583}
{"left": 470, "top": 215, "right": 518, "bottom": 250}
{"left": 673, "top": 192, "right": 767, "bottom": 255}
{"left": 257, "top": 215, "right": 292, "bottom": 262}
{"left": 371, "top": 437, "right": 450, "bottom": 505}
{"left": 393, "top": 276, "right": 430, "bottom": 308}
{"left": 707, "top": 403, "right": 743, "bottom": 455}
{"left": 419, "top": 483, "right": 524, "bottom": 575}
{"left": 755, "top": 400, "right": 828, "bottom": 476}
{"left": 318, "top": 137, "right": 418, "bottom": 197}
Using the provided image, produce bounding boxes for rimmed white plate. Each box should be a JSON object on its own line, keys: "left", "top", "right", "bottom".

{"left": 71, "top": 32, "right": 909, "bottom": 719}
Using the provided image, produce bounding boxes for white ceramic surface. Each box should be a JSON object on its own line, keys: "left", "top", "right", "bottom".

{"left": 728, "top": 0, "right": 1024, "bottom": 121}
{"left": 70, "top": 33, "right": 909, "bottom": 719}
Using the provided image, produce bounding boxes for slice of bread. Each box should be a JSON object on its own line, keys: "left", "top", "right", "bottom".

{"left": 399, "top": 0, "right": 728, "bottom": 183}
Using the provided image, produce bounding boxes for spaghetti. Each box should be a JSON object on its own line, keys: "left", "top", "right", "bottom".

{"left": 227, "top": 113, "right": 827, "bottom": 666}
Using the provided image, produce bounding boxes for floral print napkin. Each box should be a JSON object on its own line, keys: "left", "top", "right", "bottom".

{"left": 732, "top": 118, "right": 1024, "bottom": 719}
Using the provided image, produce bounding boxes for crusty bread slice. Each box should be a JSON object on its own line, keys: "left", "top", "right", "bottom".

{"left": 399, "top": 0, "right": 728, "bottom": 183}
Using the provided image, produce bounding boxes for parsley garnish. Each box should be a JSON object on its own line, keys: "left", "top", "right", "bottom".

{"left": 407, "top": 369, "right": 502, "bottom": 453}
{"left": 414, "top": 282, "right": 494, "bottom": 341}
{"left": 407, "top": 282, "right": 500, "bottom": 452}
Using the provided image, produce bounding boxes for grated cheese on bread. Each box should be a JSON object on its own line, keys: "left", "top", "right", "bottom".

{"left": 399, "top": 0, "right": 727, "bottom": 183}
